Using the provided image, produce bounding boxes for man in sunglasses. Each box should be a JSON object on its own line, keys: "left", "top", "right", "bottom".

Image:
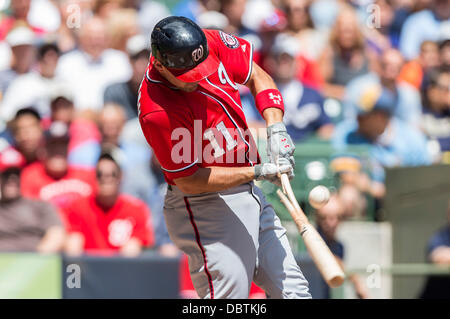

{"left": 139, "top": 16, "right": 310, "bottom": 299}
{"left": 64, "top": 152, "right": 154, "bottom": 257}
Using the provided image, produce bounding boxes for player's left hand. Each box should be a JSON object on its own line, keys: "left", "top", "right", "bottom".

{"left": 267, "top": 122, "right": 295, "bottom": 167}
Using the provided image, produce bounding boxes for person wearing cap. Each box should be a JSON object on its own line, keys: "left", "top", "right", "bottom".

{"left": 139, "top": 17, "right": 310, "bottom": 299}
{"left": 333, "top": 82, "right": 431, "bottom": 182}
{"left": 0, "top": 166, "right": 65, "bottom": 253}
{"left": 64, "top": 152, "right": 154, "bottom": 257}
{"left": 104, "top": 34, "right": 150, "bottom": 120}
{"left": 0, "top": 41, "right": 62, "bottom": 122}
{"left": 0, "top": 26, "right": 36, "bottom": 98}
{"left": 20, "top": 121, "right": 97, "bottom": 218}
{"left": 344, "top": 49, "right": 423, "bottom": 127}
{"left": 265, "top": 33, "right": 334, "bottom": 142}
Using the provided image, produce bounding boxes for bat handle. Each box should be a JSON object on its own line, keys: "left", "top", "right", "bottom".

{"left": 280, "top": 174, "right": 302, "bottom": 213}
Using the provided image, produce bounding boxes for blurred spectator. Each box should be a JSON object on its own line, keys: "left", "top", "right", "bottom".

{"left": 106, "top": 8, "right": 139, "bottom": 52}
{"left": 333, "top": 82, "right": 431, "bottom": 182}
{"left": 93, "top": 0, "right": 126, "bottom": 19}
{"left": 64, "top": 152, "right": 154, "bottom": 257}
{"left": 0, "top": 41, "right": 61, "bottom": 122}
{"left": 27, "top": 0, "right": 61, "bottom": 33}
{"left": 137, "top": 0, "right": 170, "bottom": 37}
{"left": 399, "top": 0, "right": 450, "bottom": 60}
{"left": 0, "top": 26, "right": 36, "bottom": 98}
{"left": 104, "top": 34, "right": 150, "bottom": 120}
{"left": 220, "top": 0, "right": 263, "bottom": 64}
{"left": 173, "top": 0, "right": 221, "bottom": 22}
{"left": 345, "top": 49, "right": 422, "bottom": 126}
{"left": 420, "top": 68, "right": 450, "bottom": 152}
{"left": 241, "top": 0, "right": 277, "bottom": 32}
{"left": 427, "top": 201, "right": 450, "bottom": 265}
{"left": 420, "top": 200, "right": 450, "bottom": 298}
{"left": 54, "top": 0, "right": 92, "bottom": 53}
{"left": 0, "top": 0, "right": 45, "bottom": 40}
{"left": 364, "top": 0, "right": 396, "bottom": 54}
{"left": 20, "top": 122, "right": 96, "bottom": 218}
{"left": 315, "top": 194, "right": 369, "bottom": 299}
{"left": 196, "top": 10, "right": 230, "bottom": 30}
{"left": 265, "top": 33, "right": 333, "bottom": 142}
{"left": 0, "top": 166, "right": 65, "bottom": 253}
{"left": 319, "top": 8, "right": 371, "bottom": 99}
{"left": 97, "top": 103, "right": 176, "bottom": 255}
{"left": 56, "top": 17, "right": 131, "bottom": 112}
{"left": 98, "top": 103, "right": 151, "bottom": 194}
{"left": 263, "top": 31, "right": 323, "bottom": 89}
{"left": 45, "top": 85, "right": 102, "bottom": 168}
{"left": 5, "top": 107, "right": 43, "bottom": 167}
{"left": 220, "top": 0, "right": 250, "bottom": 35}
{"left": 398, "top": 41, "right": 440, "bottom": 90}
{"left": 284, "top": 0, "right": 327, "bottom": 61}
{"left": 440, "top": 39, "right": 450, "bottom": 70}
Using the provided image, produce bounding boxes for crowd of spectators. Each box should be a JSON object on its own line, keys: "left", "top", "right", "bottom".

{"left": 0, "top": 0, "right": 448, "bottom": 298}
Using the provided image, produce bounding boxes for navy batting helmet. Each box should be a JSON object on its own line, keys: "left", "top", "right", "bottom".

{"left": 151, "top": 16, "right": 220, "bottom": 82}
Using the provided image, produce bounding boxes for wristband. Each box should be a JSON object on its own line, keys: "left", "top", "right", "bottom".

{"left": 255, "top": 89, "right": 285, "bottom": 118}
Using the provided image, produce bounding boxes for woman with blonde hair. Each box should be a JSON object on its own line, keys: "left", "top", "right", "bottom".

{"left": 318, "top": 8, "right": 372, "bottom": 100}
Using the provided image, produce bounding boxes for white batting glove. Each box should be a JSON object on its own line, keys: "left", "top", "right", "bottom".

{"left": 254, "top": 158, "right": 294, "bottom": 186}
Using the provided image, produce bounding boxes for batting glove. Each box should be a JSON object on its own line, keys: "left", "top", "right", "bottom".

{"left": 254, "top": 158, "right": 294, "bottom": 186}
{"left": 267, "top": 122, "right": 295, "bottom": 168}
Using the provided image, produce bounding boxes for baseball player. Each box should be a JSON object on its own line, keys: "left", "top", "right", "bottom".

{"left": 139, "top": 16, "right": 311, "bottom": 299}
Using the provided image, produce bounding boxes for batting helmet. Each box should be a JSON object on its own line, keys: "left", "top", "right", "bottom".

{"left": 151, "top": 16, "right": 220, "bottom": 82}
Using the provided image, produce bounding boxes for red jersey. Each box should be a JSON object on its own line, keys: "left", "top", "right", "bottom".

{"left": 66, "top": 194, "right": 154, "bottom": 252}
{"left": 0, "top": 146, "right": 27, "bottom": 171}
{"left": 139, "top": 29, "right": 260, "bottom": 185}
{"left": 21, "top": 162, "right": 96, "bottom": 215}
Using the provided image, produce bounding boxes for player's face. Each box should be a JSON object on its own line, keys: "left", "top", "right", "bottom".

{"left": 154, "top": 60, "right": 200, "bottom": 92}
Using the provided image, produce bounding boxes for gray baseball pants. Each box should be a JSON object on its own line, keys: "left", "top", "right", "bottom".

{"left": 163, "top": 182, "right": 311, "bottom": 299}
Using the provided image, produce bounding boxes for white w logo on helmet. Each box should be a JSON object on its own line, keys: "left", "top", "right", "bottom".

{"left": 192, "top": 45, "right": 204, "bottom": 62}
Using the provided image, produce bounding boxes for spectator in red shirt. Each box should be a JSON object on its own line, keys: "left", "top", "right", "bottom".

{"left": 20, "top": 122, "right": 96, "bottom": 219}
{"left": 0, "top": 166, "right": 65, "bottom": 253}
{"left": 64, "top": 152, "right": 154, "bottom": 257}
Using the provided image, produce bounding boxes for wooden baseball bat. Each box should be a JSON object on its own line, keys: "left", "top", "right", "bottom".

{"left": 277, "top": 174, "right": 345, "bottom": 288}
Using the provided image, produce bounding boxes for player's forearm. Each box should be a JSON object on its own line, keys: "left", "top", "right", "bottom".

{"left": 174, "top": 166, "right": 255, "bottom": 194}
{"left": 262, "top": 107, "right": 283, "bottom": 126}
{"left": 246, "top": 62, "right": 284, "bottom": 126}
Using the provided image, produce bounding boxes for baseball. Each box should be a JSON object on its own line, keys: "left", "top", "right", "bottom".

{"left": 308, "top": 186, "right": 330, "bottom": 209}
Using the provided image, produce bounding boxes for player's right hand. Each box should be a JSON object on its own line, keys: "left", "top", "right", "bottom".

{"left": 254, "top": 158, "right": 294, "bottom": 185}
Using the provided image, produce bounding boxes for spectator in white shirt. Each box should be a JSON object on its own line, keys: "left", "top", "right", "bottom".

{"left": 56, "top": 17, "right": 131, "bottom": 113}
{"left": 0, "top": 27, "right": 36, "bottom": 100}
{"left": 1, "top": 42, "right": 61, "bottom": 123}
